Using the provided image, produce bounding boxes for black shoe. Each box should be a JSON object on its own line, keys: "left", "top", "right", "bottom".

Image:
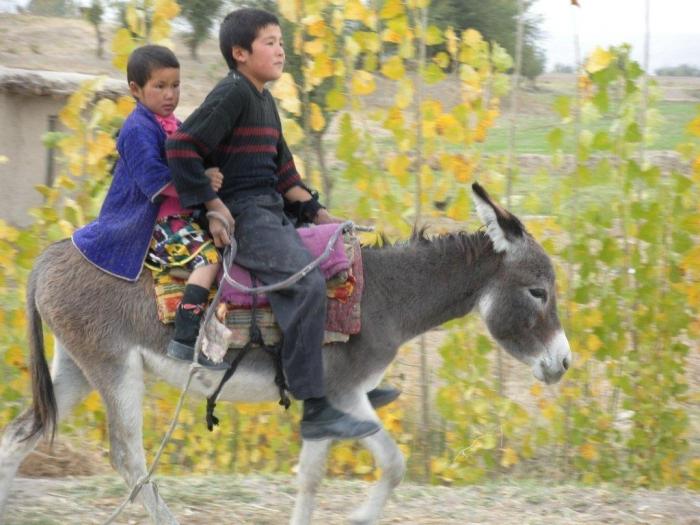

{"left": 367, "top": 387, "right": 401, "bottom": 409}
{"left": 166, "top": 340, "right": 230, "bottom": 371}
{"left": 301, "top": 398, "right": 380, "bottom": 441}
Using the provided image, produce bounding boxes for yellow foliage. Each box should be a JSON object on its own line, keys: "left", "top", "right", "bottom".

{"left": 462, "top": 29, "right": 483, "bottom": 47}
{"left": 303, "top": 15, "right": 326, "bottom": 37}
{"left": 344, "top": 0, "right": 368, "bottom": 22}
{"left": 154, "top": 0, "right": 179, "bottom": 20}
{"left": 83, "top": 391, "right": 102, "bottom": 412}
{"left": 381, "top": 55, "right": 405, "bottom": 81}
{"left": 580, "top": 443, "right": 599, "bottom": 461}
{"left": 4, "top": 345, "right": 24, "bottom": 368}
{"left": 382, "top": 28, "right": 403, "bottom": 44}
{"left": 380, "top": 0, "right": 404, "bottom": 19}
{"left": 500, "top": 447, "right": 519, "bottom": 468}
{"left": 0, "top": 220, "right": 19, "bottom": 242}
{"left": 303, "top": 38, "right": 325, "bottom": 56}
{"left": 278, "top": 0, "right": 300, "bottom": 22}
{"left": 309, "top": 103, "right": 326, "bottom": 131}
{"left": 270, "top": 73, "right": 301, "bottom": 115}
{"left": 530, "top": 383, "right": 543, "bottom": 398}
{"left": 351, "top": 70, "right": 376, "bottom": 96}
{"left": 585, "top": 47, "right": 613, "bottom": 74}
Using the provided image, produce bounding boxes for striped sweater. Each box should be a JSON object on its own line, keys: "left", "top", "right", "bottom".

{"left": 166, "top": 70, "right": 302, "bottom": 208}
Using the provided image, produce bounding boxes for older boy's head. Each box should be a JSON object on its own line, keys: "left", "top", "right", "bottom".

{"left": 219, "top": 8, "right": 280, "bottom": 70}
{"left": 127, "top": 45, "right": 179, "bottom": 88}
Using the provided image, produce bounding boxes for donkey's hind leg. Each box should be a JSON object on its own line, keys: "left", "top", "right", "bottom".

{"left": 96, "top": 348, "right": 178, "bottom": 525}
{"left": 290, "top": 439, "right": 333, "bottom": 525}
{"left": 349, "top": 428, "right": 406, "bottom": 525}
{"left": 0, "top": 340, "right": 92, "bottom": 517}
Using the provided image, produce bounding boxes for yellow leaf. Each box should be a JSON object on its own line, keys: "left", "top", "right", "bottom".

{"left": 462, "top": 28, "right": 483, "bottom": 47}
{"left": 278, "top": 0, "right": 299, "bottom": 22}
{"left": 351, "top": 70, "right": 376, "bottom": 96}
{"left": 580, "top": 443, "right": 599, "bottom": 461}
{"left": 585, "top": 334, "right": 602, "bottom": 353}
{"left": 125, "top": 5, "right": 145, "bottom": 36}
{"left": 387, "top": 154, "right": 410, "bottom": 187}
{"left": 309, "top": 103, "right": 325, "bottom": 131}
{"left": 4, "top": 345, "right": 24, "bottom": 367}
{"left": 686, "top": 116, "right": 700, "bottom": 137}
{"left": 530, "top": 383, "right": 543, "bottom": 397}
{"left": 345, "top": 0, "right": 367, "bottom": 21}
{"left": 270, "top": 73, "right": 301, "bottom": 115}
{"left": 117, "top": 95, "right": 136, "bottom": 117}
{"left": 303, "top": 15, "right": 326, "bottom": 37}
{"left": 0, "top": 220, "right": 19, "bottom": 242}
{"left": 445, "top": 27, "right": 458, "bottom": 57}
{"left": 281, "top": 118, "right": 304, "bottom": 146}
{"left": 83, "top": 391, "right": 102, "bottom": 412}
{"left": 380, "top": 0, "right": 404, "bottom": 19}
{"left": 382, "top": 28, "right": 403, "bottom": 44}
{"left": 303, "top": 38, "right": 325, "bottom": 56}
{"left": 500, "top": 447, "right": 519, "bottom": 468}
{"left": 154, "top": 0, "right": 180, "bottom": 20}
{"left": 0, "top": 155, "right": 8, "bottom": 164}
{"left": 381, "top": 55, "right": 405, "bottom": 80}
{"left": 585, "top": 47, "right": 613, "bottom": 74}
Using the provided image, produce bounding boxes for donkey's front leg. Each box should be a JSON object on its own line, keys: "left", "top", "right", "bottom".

{"left": 0, "top": 341, "right": 91, "bottom": 520}
{"left": 290, "top": 439, "right": 332, "bottom": 525}
{"left": 349, "top": 429, "right": 406, "bottom": 525}
{"left": 98, "top": 350, "right": 178, "bottom": 525}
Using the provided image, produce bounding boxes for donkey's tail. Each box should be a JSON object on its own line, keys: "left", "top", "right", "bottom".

{"left": 23, "top": 265, "right": 57, "bottom": 442}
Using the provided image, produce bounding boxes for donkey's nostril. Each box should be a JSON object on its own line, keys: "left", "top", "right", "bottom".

{"left": 562, "top": 356, "right": 570, "bottom": 370}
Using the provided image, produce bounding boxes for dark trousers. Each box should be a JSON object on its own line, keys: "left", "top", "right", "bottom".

{"left": 225, "top": 193, "right": 326, "bottom": 400}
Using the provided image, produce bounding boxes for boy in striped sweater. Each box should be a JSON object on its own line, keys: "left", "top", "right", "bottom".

{"left": 166, "top": 8, "right": 383, "bottom": 440}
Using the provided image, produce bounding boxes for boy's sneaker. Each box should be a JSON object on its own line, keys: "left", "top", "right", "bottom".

{"left": 300, "top": 397, "right": 380, "bottom": 441}
{"left": 166, "top": 303, "right": 228, "bottom": 370}
{"left": 166, "top": 340, "right": 230, "bottom": 370}
{"left": 367, "top": 386, "right": 401, "bottom": 409}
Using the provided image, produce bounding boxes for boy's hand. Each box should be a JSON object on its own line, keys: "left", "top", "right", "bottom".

{"left": 204, "top": 167, "right": 223, "bottom": 192}
{"left": 205, "top": 199, "right": 235, "bottom": 247}
{"left": 313, "top": 208, "right": 343, "bottom": 225}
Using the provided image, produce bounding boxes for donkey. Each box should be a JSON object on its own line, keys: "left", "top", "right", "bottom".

{"left": 0, "top": 183, "right": 571, "bottom": 524}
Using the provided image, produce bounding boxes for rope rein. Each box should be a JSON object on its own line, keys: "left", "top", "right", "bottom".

{"left": 102, "top": 216, "right": 368, "bottom": 525}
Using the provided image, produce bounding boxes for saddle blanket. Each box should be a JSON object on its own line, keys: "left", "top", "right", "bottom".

{"left": 151, "top": 224, "right": 364, "bottom": 348}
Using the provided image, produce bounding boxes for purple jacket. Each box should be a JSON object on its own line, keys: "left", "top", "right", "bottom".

{"left": 72, "top": 103, "right": 171, "bottom": 281}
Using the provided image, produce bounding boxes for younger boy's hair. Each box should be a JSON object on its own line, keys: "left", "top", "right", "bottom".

{"left": 126, "top": 45, "right": 180, "bottom": 88}
{"left": 219, "top": 8, "right": 280, "bottom": 70}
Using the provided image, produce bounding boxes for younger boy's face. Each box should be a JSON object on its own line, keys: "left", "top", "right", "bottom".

{"left": 233, "top": 24, "right": 285, "bottom": 91}
{"left": 129, "top": 67, "right": 180, "bottom": 118}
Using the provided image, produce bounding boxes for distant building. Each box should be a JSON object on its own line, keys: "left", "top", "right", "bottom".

{"left": 0, "top": 65, "right": 126, "bottom": 226}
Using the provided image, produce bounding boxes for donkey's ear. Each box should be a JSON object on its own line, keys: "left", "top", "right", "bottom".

{"left": 471, "top": 182, "right": 526, "bottom": 253}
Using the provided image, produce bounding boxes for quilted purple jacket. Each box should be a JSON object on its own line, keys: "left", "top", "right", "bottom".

{"left": 72, "top": 103, "right": 172, "bottom": 281}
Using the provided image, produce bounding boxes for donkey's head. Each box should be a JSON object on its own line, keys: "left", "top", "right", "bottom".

{"left": 472, "top": 183, "right": 571, "bottom": 384}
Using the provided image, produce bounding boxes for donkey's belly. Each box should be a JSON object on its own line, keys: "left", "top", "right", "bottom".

{"left": 140, "top": 349, "right": 282, "bottom": 403}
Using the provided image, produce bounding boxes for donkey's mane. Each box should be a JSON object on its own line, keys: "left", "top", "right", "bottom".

{"left": 366, "top": 227, "right": 494, "bottom": 266}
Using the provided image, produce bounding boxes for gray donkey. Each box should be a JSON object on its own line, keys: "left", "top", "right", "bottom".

{"left": 0, "top": 183, "right": 571, "bottom": 524}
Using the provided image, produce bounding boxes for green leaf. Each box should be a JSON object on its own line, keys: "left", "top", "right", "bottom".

{"left": 553, "top": 96, "right": 571, "bottom": 119}
{"left": 547, "top": 127, "right": 563, "bottom": 151}
{"left": 624, "top": 122, "right": 642, "bottom": 142}
{"left": 422, "top": 63, "right": 446, "bottom": 84}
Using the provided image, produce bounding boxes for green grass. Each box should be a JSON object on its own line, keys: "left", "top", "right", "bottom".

{"left": 481, "top": 100, "right": 698, "bottom": 154}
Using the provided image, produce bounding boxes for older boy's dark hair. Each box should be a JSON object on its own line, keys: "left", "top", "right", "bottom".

{"left": 219, "top": 8, "right": 280, "bottom": 70}
{"left": 126, "top": 45, "right": 179, "bottom": 87}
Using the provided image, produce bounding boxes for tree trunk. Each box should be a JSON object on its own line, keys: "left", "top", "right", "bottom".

{"left": 313, "top": 132, "right": 332, "bottom": 207}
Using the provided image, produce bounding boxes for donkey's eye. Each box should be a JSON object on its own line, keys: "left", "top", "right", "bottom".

{"left": 529, "top": 288, "right": 547, "bottom": 301}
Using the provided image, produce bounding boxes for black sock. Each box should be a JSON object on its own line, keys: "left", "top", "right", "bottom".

{"left": 302, "top": 396, "right": 329, "bottom": 419}
{"left": 181, "top": 284, "right": 209, "bottom": 307}
{"left": 173, "top": 284, "right": 209, "bottom": 344}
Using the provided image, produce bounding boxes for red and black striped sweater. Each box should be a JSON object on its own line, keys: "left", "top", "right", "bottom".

{"left": 166, "top": 71, "right": 302, "bottom": 209}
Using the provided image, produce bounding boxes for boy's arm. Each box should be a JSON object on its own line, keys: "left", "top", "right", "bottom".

{"left": 120, "top": 127, "right": 171, "bottom": 202}
{"left": 275, "top": 136, "right": 339, "bottom": 224}
{"left": 166, "top": 83, "right": 244, "bottom": 209}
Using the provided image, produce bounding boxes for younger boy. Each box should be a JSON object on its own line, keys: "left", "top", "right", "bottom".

{"left": 166, "top": 8, "right": 382, "bottom": 440}
{"left": 73, "top": 45, "right": 224, "bottom": 368}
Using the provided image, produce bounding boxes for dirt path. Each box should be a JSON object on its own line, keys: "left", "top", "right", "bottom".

{"left": 4, "top": 474, "right": 700, "bottom": 524}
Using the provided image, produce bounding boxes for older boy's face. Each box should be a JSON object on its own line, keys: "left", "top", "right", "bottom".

{"left": 234, "top": 24, "right": 285, "bottom": 91}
